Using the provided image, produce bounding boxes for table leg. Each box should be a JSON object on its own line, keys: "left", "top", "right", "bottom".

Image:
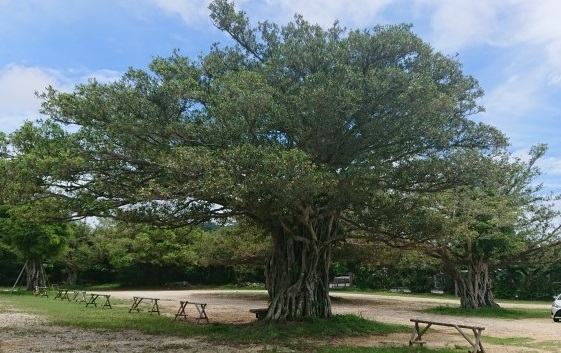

{"left": 101, "top": 295, "right": 112, "bottom": 309}
{"left": 174, "top": 301, "right": 188, "bottom": 320}
{"left": 195, "top": 304, "right": 209, "bottom": 324}
{"left": 148, "top": 299, "right": 160, "bottom": 315}
{"left": 129, "top": 297, "right": 143, "bottom": 312}
{"left": 86, "top": 294, "right": 99, "bottom": 307}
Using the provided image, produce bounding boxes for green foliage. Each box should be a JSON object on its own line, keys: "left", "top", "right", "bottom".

{"left": 94, "top": 221, "right": 197, "bottom": 268}
{"left": 190, "top": 222, "right": 270, "bottom": 284}
{"left": 2, "top": 0, "right": 506, "bottom": 237}
{"left": 413, "top": 146, "right": 561, "bottom": 307}
{"left": 0, "top": 205, "right": 70, "bottom": 260}
{"left": 191, "top": 223, "right": 270, "bottom": 267}
{"left": 491, "top": 266, "right": 560, "bottom": 300}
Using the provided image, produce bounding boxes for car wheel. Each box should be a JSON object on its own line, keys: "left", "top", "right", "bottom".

{"left": 554, "top": 317, "right": 560, "bottom": 322}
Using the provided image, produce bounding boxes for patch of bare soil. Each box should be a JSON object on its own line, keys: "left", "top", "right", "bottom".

{"left": 1, "top": 290, "right": 559, "bottom": 352}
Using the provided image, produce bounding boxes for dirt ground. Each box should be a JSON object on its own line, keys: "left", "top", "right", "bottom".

{"left": 1, "top": 289, "right": 559, "bottom": 352}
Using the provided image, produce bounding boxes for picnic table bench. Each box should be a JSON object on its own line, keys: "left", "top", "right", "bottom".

{"left": 249, "top": 308, "right": 268, "bottom": 320}
{"left": 85, "top": 293, "right": 112, "bottom": 309}
{"left": 409, "top": 318, "right": 485, "bottom": 353}
{"left": 72, "top": 290, "right": 87, "bottom": 303}
{"left": 33, "top": 286, "right": 48, "bottom": 297}
{"left": 174, "top": 301, "right": 209, "bottom": 324}
{"left": 129, "top": 297, "right": 161, "bottom": 315}
{"left": 54, "top": 288, "right": 71, "bottom": 301}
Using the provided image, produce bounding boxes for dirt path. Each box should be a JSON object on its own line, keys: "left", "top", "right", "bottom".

{"left": 108, "top": 289, "right": 555, "bottom": 338}
{"left": 107, "top": 289, "right": 560, "bottom": 351}
{"left": 1, "top": 289, "right": 559, "bottom": 352}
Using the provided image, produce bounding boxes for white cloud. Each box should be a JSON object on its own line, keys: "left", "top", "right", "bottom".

{"left": 146, "top": 0, "right": 394, "bottom": 30}
{"left": 0, "top": 64, "right": 59, "bottom": 132}
{"left": 481, "top": 65, "right": 561, "bottom": 152}
{"left": 540, "top": 156, "right": 561, "bottom": 177}
{"left": 147, "top": 0, "right": 213, "bottom": 27}
{"left": 257, "top": 0, "right": 394, "bottom": 28}
{"left": 536, "top": 156, "right": 561, "bottom": 197}
{"left": 419, "top": 1, "right": 561, "bottom": 85}
{"left": 497, "top": 0, "right": 561, "bottom": 87}
{"left": 414, "top": 0, "right": 500, "bottom": 53}
{"left": 484, "top": 72, "right": 541, "bottom": 120}
{"left": 85, "top": 69, "right": 123, "bottom": 85}
{"left": 0, "top": 64, "right": 123, "bottom": 133}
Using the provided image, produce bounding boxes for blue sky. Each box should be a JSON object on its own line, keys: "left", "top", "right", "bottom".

{"left": 1, "top": 0, "right": 560, "bottom": 193}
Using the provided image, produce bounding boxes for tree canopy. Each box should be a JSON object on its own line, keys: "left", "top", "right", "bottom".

{"left": 416, "top": 145, "right": 561, "bottom": 308}
{"left": 0, "top": 205, "right": 70, "bottom": 289}
{"left": 1, "top": 0, "right": 510, "bottom": 320}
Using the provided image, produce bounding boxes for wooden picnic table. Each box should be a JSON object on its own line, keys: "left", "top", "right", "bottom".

{"left": 85, "top": 293, "right": 112, "bottom": 309}
{"left": 71, "top": 290, "right": 87, "bottom": 303}
{"left": 129, "top": 297, "right": 161, "bottom": 315}
{"left": 33, "top": 286, "right": 48, "bottom": 297}
{"left": 409, "top": 318, "right": 485, "bottom": 353}
{"left": 54, "top": 288, "right": 71, "bottom": 301}
{"left": 174, "top": 301, "right": 209, "bottom": 324}
{"left": 249, "top": 308, "right": 268, "bottom": 320}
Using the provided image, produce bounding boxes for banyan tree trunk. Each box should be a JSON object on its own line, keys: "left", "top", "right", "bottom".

{"left": 264, "top": 214, "right": 336, "bottom": 322}
{"left": 25, "top": 258, "right": 45, "bottom": 291}
{"left": 66, "top": 264, "right": 78, "bottom": 285}
{"left": 450, "top": 258, "right": 500, "bottom": 309}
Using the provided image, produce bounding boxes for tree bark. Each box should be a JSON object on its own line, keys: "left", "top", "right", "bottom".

{"left": 66, "top": 264, "right": 78, "bottom": 285}
{"left": 264, "top": 213, "right": 336, "bottom": 321}
{"left": 25, "top": 258, "right": 46, "bottom": 291}
{"left": 444, "top": 257, "right": 499, "bottom": 309}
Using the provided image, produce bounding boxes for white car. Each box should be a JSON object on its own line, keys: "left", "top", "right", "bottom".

{"left": 551, "top": 294, "right": 561, "bottom": 322}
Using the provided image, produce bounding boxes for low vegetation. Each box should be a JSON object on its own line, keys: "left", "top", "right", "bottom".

{"left": 423, "top": 304, "right": 549, "bottom": 319}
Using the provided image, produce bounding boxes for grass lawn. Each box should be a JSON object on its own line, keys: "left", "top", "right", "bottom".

{"left": 422, "top": 304, "right": 549, "bottom": 319}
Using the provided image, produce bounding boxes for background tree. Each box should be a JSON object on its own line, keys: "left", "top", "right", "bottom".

{"left": 419, "top": 146, "right": 561, "bottom": 309}
{"left": 333, "top": 239, "right": 442, "bottom": 292}
{"left": 0, "top": 205, "right": 71, "bottom": 290}
{"left": 190, "top": 222, "right": 271, "bottom": 285}
{"left": 90, "top": 220, "right": 197, "bottom": 286}
{"left": 2, "top": 0, "right": 507, "bottom": 320}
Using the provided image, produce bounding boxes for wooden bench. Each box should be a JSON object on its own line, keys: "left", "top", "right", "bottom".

{"left": 249, "top": 308, "right": 268, "bottom": 320}
{"left": 71, "top": 290, "right": 87, "bottom": 303}
{"left": 174, "top": 301, "right": 209, "bottom": 324}
{"left": 129, "top": 297, "right": 161, "bottom": 315}
{"left": 85, "top": 293, "right": 112, "bottom": 309}
{"left": 53, "top": 288, "right": 71, "bottom": 301}
{"left": 33, "top": 286, "right": 48, "bottom": 297}
{"left": 409, "top": 318, "right": 485, "bottom": 353}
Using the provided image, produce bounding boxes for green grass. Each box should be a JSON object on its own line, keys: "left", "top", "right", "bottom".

{"left": 484, "top": 336, "right": 560, "bottom": 351}
{"left": 315, "top": 347, "right": 459, "bottom": 353}
{"left": 422, "top": 304, "right": 548, "bottom": 319}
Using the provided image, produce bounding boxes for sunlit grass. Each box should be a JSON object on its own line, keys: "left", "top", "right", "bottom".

{"left": 485, "top": 336, "right": 560, "bottom": 351}
{"left": 315, "top": 347, "right": 459, "bottom": 353}
{"left": 422, "top": 304, "right": 548, "bottom": 319}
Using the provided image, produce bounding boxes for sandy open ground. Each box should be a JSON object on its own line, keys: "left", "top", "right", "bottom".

{"left": 1, "top": 289, "right": 559, "bottom": 352}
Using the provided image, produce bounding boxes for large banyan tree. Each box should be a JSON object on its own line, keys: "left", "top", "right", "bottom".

{"left": 3, "top": 0, "right": 508, "bottom": 320}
